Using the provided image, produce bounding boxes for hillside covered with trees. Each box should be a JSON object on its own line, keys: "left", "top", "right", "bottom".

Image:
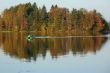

{"left": 0, "top": 2, "right": 109, "bottom": 35}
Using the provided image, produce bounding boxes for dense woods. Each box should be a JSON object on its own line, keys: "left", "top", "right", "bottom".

{"left": 0, "top": 2, "right": 109, "bottom": 35}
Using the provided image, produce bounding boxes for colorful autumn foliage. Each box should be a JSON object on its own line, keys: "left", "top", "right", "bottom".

{"left": 0, "top": 2, "right": 109, "bottom": 34}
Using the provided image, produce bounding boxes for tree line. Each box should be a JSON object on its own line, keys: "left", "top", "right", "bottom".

{"left": 0, "top": 2, "right": 109, "bottom": 34}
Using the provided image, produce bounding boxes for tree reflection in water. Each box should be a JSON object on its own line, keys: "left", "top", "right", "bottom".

{"left": 0, "top": 32, "right": 107, "bottom": 61}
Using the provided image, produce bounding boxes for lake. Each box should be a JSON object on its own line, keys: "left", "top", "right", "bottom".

{"left": 0, "top": 32, "right": 110, "bottom": 73}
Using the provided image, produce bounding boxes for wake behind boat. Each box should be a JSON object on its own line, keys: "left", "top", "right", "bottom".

{"left": 26, "top": 34, "right": 110, "bottom": 41}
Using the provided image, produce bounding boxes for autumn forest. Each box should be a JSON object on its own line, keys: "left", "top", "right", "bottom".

{"left": 0, "top": 2, "right": 109, "bottom": 35}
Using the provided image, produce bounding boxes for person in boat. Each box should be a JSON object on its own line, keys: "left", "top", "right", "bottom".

{"left": 27, "top": 35, "right": 33, "bottom": 41}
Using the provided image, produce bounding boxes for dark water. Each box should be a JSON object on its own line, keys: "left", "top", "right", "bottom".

{"left": 0, "top": 32, "right": 110, "bottom": 73}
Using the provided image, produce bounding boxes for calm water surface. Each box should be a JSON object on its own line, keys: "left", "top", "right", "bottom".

{"left": 0, "top": 32, "right": 110, "bottom": 73}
